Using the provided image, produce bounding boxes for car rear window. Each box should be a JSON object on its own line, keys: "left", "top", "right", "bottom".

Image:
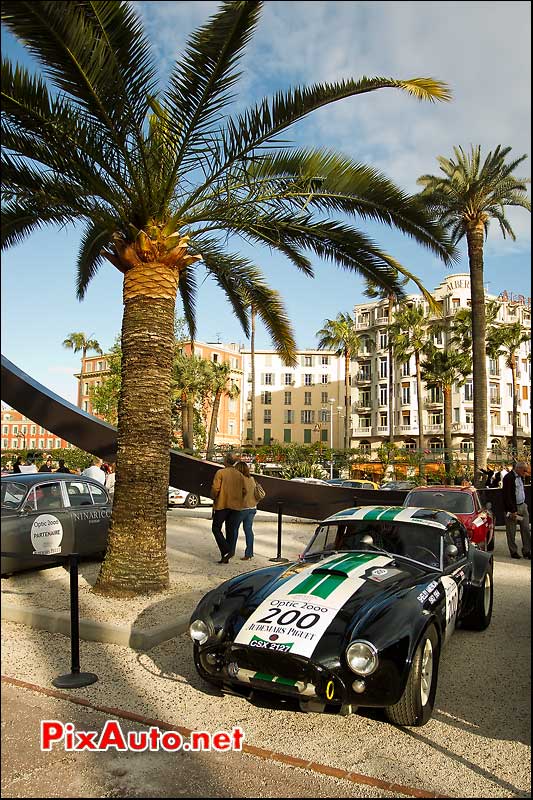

{"left": 406, "top": 491, "right": 474, "bottom": 514}
{"left": 89, "top": 483, "right": 108, "bottom": 505}
{"left": 1, "top": 480, "right": 27, "bottom": 509}
{"left": 66, "top": 481, "right": 94, "bottom": 507}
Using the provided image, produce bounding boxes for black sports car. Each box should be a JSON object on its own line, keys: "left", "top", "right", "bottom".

{"left": 190, "top": 505, "right": 493, "bottom": 726}
{"left": 1, "top": 473, "right": 111, "bottom": 576}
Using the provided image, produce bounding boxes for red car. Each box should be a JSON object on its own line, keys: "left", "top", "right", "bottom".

{"left": 403, "top": 486, "right": 495, "bottom": 551}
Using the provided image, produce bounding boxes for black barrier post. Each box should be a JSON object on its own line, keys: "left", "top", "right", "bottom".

{"left": 52, "top": 553, "right": 98, "bottom": 689}
{"left": 269, "top": 502, "right": 289, "bottom": 563}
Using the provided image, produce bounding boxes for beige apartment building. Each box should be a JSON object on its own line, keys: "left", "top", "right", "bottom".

{"left": 239, "top": 349, "right": 346, "bottom": 447}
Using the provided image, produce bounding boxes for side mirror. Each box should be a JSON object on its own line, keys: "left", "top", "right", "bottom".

{"left": 445, "top": 544, "right": 458, "bottom": 560}
{"left": 485, "top": 502, "right": 492, "bottom": 511}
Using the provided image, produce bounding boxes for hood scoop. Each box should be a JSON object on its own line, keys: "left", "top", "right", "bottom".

{"left": 311, "top": 567, "right": 351, "bottom": 578}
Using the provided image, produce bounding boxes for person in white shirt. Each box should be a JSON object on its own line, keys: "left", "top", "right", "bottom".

{"left": 104, "top": 463, "right": 116, "bottom": 499}
{"left": 19, "top": 452, "right": 38, "bottom": 474}
{"left": 82, "top": 457, "right": 105, "bottom": 484}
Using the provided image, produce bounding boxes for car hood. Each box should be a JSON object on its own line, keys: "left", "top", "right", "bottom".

{"left": 225, "top": 552, "right": 427, "bottom": 660}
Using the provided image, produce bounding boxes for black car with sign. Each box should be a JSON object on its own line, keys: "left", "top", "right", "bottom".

{"left": 1, "top": 473, "right": 111, "bottom": 576}
{"left": 190, "top": 505, "right": 493, "bottom": 726}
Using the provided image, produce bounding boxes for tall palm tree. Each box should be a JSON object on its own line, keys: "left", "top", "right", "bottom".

{"left": 205, "top": 361, "right": 240, "bottom": 459}
{"left": 316, "top": 313, "right": 361, "bottom": 449}
{"left": 487, "top": 321, "right": 531, "bottom": 457}
{"left": 2, "top": 1, "right": 455, "bottom": 595}
{"left": 421, "top": 345, "right": 471, "bottom": 480}
{"left": 389, "top": 305, "right": 429, "bottom": 475}
{"left": 417, "top": 145, "right": 530, "bottom": 485}
{"left": 363, "top": 272, "right": 408, "bottom": 444}
{"left": 62, "top": 332, "right": 103, "bottom": 407}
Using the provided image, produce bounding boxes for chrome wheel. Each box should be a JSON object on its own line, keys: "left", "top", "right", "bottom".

{"left": 483, "top": 573, "right": 491, "bottom": 616}
{"left": 420, "top": 638, "right": 433, "bottom": 707}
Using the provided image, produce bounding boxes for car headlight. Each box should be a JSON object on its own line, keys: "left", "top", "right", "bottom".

{"left": 189, "top": 619, "right": 210, "bottom": 645}
{"left": 346, "top": 640, "right": 379, "bottom": 676}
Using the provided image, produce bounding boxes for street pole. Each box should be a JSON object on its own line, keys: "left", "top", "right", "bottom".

{"left": 329, "top": 398, "right": 335, "bottom": 479}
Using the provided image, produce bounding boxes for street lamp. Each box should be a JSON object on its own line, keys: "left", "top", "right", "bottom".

{"left": 328, "top": 398, "right": 335, "bottom": 478}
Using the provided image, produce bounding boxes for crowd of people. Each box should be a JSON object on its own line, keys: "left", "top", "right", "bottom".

{"left": 8, "top": 453, "right": 115, "bottom": 498}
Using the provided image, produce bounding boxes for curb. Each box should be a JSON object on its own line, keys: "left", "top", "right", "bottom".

{"left": 1, "top": 602, "right": 190, "bottom": 651}
{"left": 1, "top": 675, "right": 448, "bottom": 799}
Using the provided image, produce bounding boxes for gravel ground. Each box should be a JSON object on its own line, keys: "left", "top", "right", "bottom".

{"left": 1, "top": 516, "right": 531, "bottom": 798}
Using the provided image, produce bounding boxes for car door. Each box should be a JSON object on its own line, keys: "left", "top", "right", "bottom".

{"left": 470, "top": 490, "right": 492, "bottom": 548}
{"left": 2, "top": 480, "right": 75, "bottom": 573}
{"left": 65, "top": 479, "right": 111, "bottom": 557}
{"left": 440, "top": 523, "right": 469, "bottom": 642}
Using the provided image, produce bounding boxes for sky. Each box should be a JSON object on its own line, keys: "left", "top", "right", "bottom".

{"left": 1, "top": 0, "right": 531, "bottom": 405}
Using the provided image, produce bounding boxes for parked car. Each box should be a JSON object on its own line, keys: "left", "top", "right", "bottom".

{"left": 190, "top": 504, "right": 493, "bottom": 726}
{"left": 403, "top": 485, "right": 494, "bottom": 551}
{"left": 290, "top": 477, "right": 330, "bottom": 485}
{"left": 380, "top": 481, "right": 417, "bottom": 490}
{"left": 1, "top": 473, "right": 112, "bottom": 576}
{"left": 327, "top": 479, "right": 379, "bottom": 491}
{"left": 168, "top": 487, "right": 212, "bottom": 509}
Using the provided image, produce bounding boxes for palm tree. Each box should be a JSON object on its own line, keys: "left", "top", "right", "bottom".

{"left": 2, "top": 1, "right": 455, "bottom": 595}
{"left": 417, "top": 145, "right": 530, "bottom": 485}
{"left": 62, "top": 332, "right": 103, "bottom": 407}
{"left": 389, "top": 305, "right": 429, "bottom": 475}
{"left": 316, "top": 313, "right": 361, "bottom": 449}
{"left": 363, "top": 272, "right": 408, "bottom": 444}
{"left": 172, "top": 353, "right": 211, "bottom": 452}
{"left": 421, "top": 345, "right": 471, "bottom": 480}
{"left": 205, "top": 361, "right": 240, "bottom": 459}
{"left": 487, "top": 322, "right": 531, "bottom": 457}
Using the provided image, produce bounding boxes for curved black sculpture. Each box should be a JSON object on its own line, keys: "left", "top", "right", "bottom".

{"left": 1, "top": 354, "right": 410, "bottom": 519}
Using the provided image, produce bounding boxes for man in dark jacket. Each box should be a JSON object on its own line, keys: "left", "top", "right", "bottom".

{"left": 502, "top": 462, "right": 531, "bottom": 559}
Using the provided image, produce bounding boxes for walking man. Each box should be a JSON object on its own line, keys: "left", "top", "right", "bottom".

{"left": 502, "top": 462, "right": 531, "bottom": 560}
{"left": 210, "top": 452, "right": 246, "bottom": 564}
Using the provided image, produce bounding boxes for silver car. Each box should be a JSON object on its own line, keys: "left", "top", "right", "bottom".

{"left": 1, "top": 473, "right": 111, "bottom": 576}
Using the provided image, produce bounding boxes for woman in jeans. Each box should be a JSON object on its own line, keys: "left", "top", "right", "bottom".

{"left": 232, "top": 461, "right": 258, "bottom": 560}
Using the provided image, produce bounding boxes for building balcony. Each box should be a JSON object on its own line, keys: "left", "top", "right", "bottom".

{"left": 424, "top": 400, "right": 443, "bottom": 408}
{"left": 356, "top": 322, "right": 370, "bottom": 330}
{"left": 490, "top": 425, "right": 508, "bottom": 435}
{"left": 377, "top": 425, "right": 389, "bottom": 434}
{"left": 489, "top": 397, "right": 501, "bottom": 406}
{"left": 356, "top": 373, "right": 372, "bottom": 383}
{"left": 352, "top": 402, "right": 371, "bottom": 412}
{"left": 452, "top": 422, "right": 474, "bottom": 434}
{"left": 353, "top": 427, "right": 372, "bottom": 435}
{"left": 398, "top": 424, "right": 418, "bottom": 433}
{"left": 425, "top": 424, "right": 444, "bottom": 433}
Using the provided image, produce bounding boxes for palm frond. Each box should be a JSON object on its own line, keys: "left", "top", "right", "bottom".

{"left": 191, "top": 236, "right": 297, "bottom": 365}
{"left": 76, "top": 220, "right": 113, "bottom": 299}
{"left": 176, "top": 266, "right": 198, "bottom": 341}
{"left": 161, "top": 1, "right": 261, "bottom": 203}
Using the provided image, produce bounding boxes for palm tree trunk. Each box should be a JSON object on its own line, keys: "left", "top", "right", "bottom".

{"left": 388, "top": 294, "right": 394, "bottom": 444}
{"left": 511, "top": 357, "right": 518, "bottom": 456}
{"left": 181, "top": 391, "right": 190, "bottom": 450}
{"left": 443, "top": 384, "right": 453, "bottom": 480}
{"left": 186, "top": 396, "right": 195, "bottom": 451}
{"left": 207, "top": 390, "right": 222, "bottom": 458}
{"left": 95, "top": 286, "right": 174, "bottom": 596}
{"left": 466, "top": 223, "right": 488, "bottom": 486}
{"left": 344, "top": 350, "right": 350, "bottom": 450}
{"left": 415, "top": 353, "right": 425, "bottom": 479}
{"left": 250, "top": 306, "right": 256, "bottom": 448}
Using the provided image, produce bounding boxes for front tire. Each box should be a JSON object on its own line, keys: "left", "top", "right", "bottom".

{"left": 487, "top": 529, "right": 495, "bottom": 552}
{"left": 193, "top": 644, "right": 223, "bottom": 689}
{"left": 461, "top": 568, "right": 493, "bottom": 630}
{"left": 386, "top": 625, "right": 439, "bottom": 727}
{"left": 185, "top": 493, "right": 199, "bottom": 509}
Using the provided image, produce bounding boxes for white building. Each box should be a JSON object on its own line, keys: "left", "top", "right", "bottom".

{"left": 239, "top": 349, "right": 345, "bottom": 447}
{"left": 350, "top": 273, "right": 531, "bottom": 457}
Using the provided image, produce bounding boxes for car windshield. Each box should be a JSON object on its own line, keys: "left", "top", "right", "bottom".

{"left": 1, "top": 480, "right": 27, "bottom": 509}
{"left": 406, "top": 491, "right": 474, "bottom": 514}
{"left": 305, "top": 520, "right": 442, "bottom": 569}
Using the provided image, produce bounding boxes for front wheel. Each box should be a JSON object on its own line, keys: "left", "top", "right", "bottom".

{"left": 193, "top": 644, "right": 223, "bottom": 689}
{"left": 461, "top": 569, "right": 493, "bottom": 630}
{"left": 386, "top": 625, "right": 439, "bottom": 727}
{"left": 185, "top": 493, "right": 200, "bottom": 509}
{"left": 487, "top": 529, "right": 495, "bottom": 552}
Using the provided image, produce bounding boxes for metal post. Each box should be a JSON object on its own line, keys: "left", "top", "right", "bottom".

{"left": 53, "top": 553, "right": 98, "bottom": 689}
{"left": 269, "top": 502, "right": 289, "bottom": 563}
